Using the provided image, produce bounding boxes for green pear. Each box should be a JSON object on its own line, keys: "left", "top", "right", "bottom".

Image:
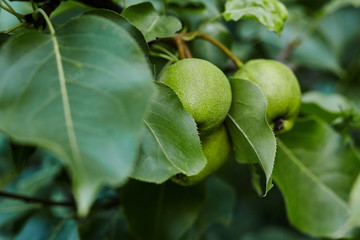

{"left": 158, "top": 58, "right": 232, "bottom": 135}
{"left": 172, "top": 124, "right": 231, "bottom": 186}
{"left": 233, "top": 59, "right": 301, "bottom": 134}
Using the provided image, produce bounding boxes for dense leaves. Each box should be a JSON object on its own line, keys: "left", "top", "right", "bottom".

{"left": 0, "top": 0, "right": 360, "bottom": 239}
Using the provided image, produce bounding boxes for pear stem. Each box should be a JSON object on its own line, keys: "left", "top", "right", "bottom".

{"left": 175, "top": 32, "right": 244, "bottom": 69}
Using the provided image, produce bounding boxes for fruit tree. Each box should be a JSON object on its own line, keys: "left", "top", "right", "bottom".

{"left": 0, "top": 0, "right": 360, "bottom": 239}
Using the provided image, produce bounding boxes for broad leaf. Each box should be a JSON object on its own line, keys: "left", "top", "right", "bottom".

{"left": 131, "top": 83, "right": 206, "bottom": 183}
{"left": 122, "top": 2, "right": 182, "bottom": 42}
{"left": 0, "top": 16, "right": 154, "bottom": 215}
{"left": 274, "top": 117, "right": 360, "bottom": 238}
{"left": 225, "top": 78, "right": 276, "bottom": 194}
{"left": 224, "top": 0, "right": 288, "bottom": 35}
{"left": 123, "top": 180, "right": 206, "bottom": 240}
{"left": 301, "top": 91, "right": 352, "bottom": 122}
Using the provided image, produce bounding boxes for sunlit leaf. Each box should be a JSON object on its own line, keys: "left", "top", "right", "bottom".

{"left": 224, "top": 0, "right": 288, "bottom": 35}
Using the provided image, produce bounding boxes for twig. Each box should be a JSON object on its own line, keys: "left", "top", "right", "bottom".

{"left": 0, "top": 190, "right": 75, "bottom": 208}
{"left": 277, "top": 38, "right": 301, "bottom": 62}
{"left": 174, "top": 36, "right": 186, "bottom": 60}
{"left": 183, "top": 41, "right": 193, "bottom": 58}
{"left": 196, "top": 32, "right": 243, "bottom": 68}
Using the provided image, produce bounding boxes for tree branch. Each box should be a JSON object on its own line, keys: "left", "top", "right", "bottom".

{"left": 0, "top": 190, "right": 76, "bottom": 208}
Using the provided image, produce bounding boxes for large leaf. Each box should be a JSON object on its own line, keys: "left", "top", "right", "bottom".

{"left": 274, "top": 117, "right": 360, "bottom": 238}
{"left": 223, "top": 0, "right": 288, "bottom": 35}
{"left": 0, "top": 15, "right": 154, "bottom": 215}
{"left": 225, "top": 78, "right": 276, "bottom": 194}
{"left": 131, "top": 83, "right": 206, "bottom": 183}
{"left": 123, "top": 180, "right": 206, "bottom": 240}
{"left": 122, "top": 2, "right": 182, "bottom": 42}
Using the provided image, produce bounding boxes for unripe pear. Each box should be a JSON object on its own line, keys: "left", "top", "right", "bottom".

{"left": 233, "top": 59, "right": 301, "bottom": 134}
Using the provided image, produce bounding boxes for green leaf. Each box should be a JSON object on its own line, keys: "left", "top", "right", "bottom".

{"left": 274, "top": 117, "right": 360, "bottom": 238}
{"left": 225, "top": 78, "right": 276, "bottom": 194}
{"left": 301, "top": 91, "right": 352, "bottom": 122}
{"left": 0, "top": 15, "right": 154, "bottom": 216}
{"left": 122, "top": 2, "right": 182, "bottom": 42}
{"left": 223, "top": 0, "right": 288, "bottom": 35}
{"left": 320, "top": 0, "right": 360, "bottom": 16}
{"left": 131, "top": 83, "right": 206, "bottom": 183}
{"left": 123, "top": 180, "right": 206, "bottom": 240}
{"left": 85, "top": 9, "right": 149, "bottom": 56}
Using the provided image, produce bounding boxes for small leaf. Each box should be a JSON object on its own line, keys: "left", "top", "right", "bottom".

{"left": 85, "top": 9, "right": 149, "bottom": 55}
{"left": 123, "top": 180, "right": 206, "bottom": 240}
{"left": 274, "top": 117, "right": 360, "bottom": 238}
{"left": 0, "top": 16, "right": 155, "bottom": 216}
{"left": 224, "top": 0, "right": 288, "bottom": 35}
{"left": 131, "top": 83, "right": 206, "bottom": 183}
{"left": 122, "top": 2, "right": 182, "bottom": 42}
{"left": 225, "top": 78, "right": 276, "bottom": 194}
{"left": 301, "top": 91, "right": 352, "bottom": 122}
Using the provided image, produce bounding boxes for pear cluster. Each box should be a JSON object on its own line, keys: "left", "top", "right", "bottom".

{"left": 159, "top": 58, "right": 301, "bottom": 185}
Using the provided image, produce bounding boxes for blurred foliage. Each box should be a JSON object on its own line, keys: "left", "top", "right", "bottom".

{"left": 0, "top": 0, "right": 360, "bottom": 239}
